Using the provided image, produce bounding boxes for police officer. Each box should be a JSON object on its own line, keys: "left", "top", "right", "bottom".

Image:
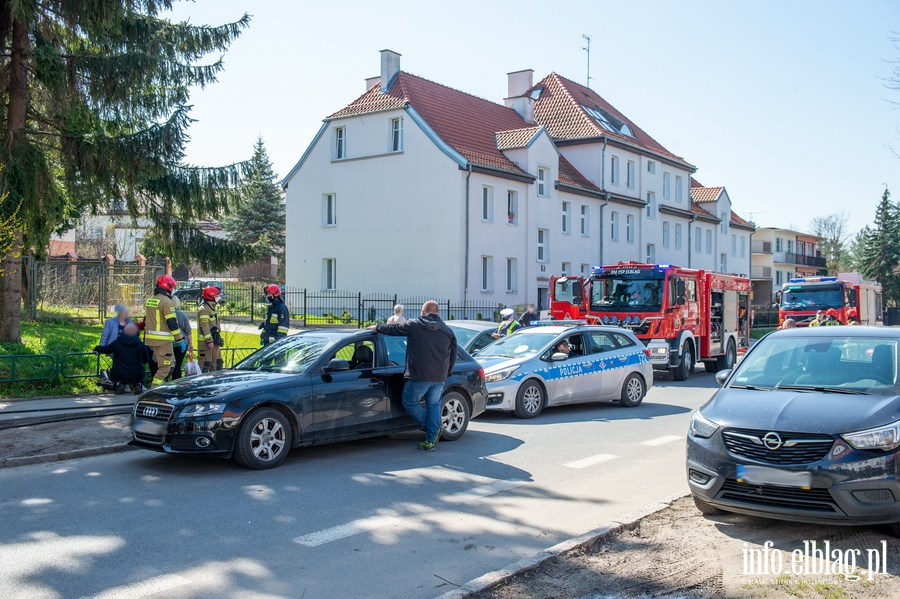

{"left": 260, "top": 284, "right": 290, "bottom": 345}
{"left": 492, "top": 308, "right": 522, "bottom": 339}
{"left": 144, "top": 275, "right": 185, "bottom": 387}
{"left": 198, "top": 286, "right": 224, "bottom": 372}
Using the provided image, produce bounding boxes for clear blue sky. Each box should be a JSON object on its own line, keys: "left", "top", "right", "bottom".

{"left": 169, "top": 0, "right": 899, "bottom": 236}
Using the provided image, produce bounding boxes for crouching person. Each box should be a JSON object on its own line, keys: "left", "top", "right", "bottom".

{"left": 94, "top": 323, "right": 149, "bottom": 394}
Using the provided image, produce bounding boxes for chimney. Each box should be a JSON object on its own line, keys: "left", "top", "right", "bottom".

{"left": 380, "top": 49, "right": 401, "bottom": 93}
{"left": 507, "top": 69, "right": 534, "bottom": 98}
{"left": 365, "top": 76, "right": 380, "bottom": 91}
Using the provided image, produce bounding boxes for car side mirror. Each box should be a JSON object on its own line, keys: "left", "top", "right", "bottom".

{"left": 551, "top": 352, "right": 569, "bottom": 361}
{"left": 715, "top": 369, "right": 733, "bottom": 386}
{"left": 324, "top": 359, "right": 350, "bottom": 373}
{"left": 848, "top": 289, "right": 858, "bottom": 307}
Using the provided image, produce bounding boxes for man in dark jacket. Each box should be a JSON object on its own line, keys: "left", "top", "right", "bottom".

{"left": 370, "top": 301, "right": 457, "bottom": 451}
{"left": 260, "top": 284, "right": 290, "bottom": 345}
{"left": 94, "top": 323, "right": 149, "bottom": 394}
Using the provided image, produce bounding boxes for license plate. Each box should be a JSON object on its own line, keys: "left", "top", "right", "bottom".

{"left": 736, "top": 464, "right": 812, "bottom": 489}
{"left": 132, "top": 418, "right": 166, "bottom": 435}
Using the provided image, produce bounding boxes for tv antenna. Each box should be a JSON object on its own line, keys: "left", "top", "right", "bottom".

{"left": 582, "top": 34, "right": 592, "bottom": 88}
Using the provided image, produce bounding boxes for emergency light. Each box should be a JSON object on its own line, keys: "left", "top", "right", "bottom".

{"left": 532, "top": 320, "right": 586, "bottom": 327}
{"left": 789, "top": 276, "right": 838, "bottom": 283}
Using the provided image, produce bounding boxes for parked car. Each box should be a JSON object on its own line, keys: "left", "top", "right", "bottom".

{"left": 446, "top": 320, "right": 499, "bottom": 354}
{"left": 475, "top": 323, "right": 652, "bottom": 418}
{"left": 130, "top": 329, "right": 487, "bottom": 469}
{"left": 174, "top": 280, "right": 227, "bottom": 304}
{"left": 687, "top": 326, "right": 900, "bottom": 534}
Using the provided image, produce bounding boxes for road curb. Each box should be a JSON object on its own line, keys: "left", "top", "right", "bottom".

{"left": 434, "top": 490, "right": 690, "bottom": 599}
{"left": 0, "top": 443, "right": 136, "bottom": 469}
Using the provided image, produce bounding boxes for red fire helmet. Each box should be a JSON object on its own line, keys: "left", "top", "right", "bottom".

{"left": 156, "top": 275, "right": 177, "bottom": 291}
{"left": 264, "top": 284, "right": 282, "bottom": 297}
{"left": 202, "top": 286, "right": 220, "bottom": 301}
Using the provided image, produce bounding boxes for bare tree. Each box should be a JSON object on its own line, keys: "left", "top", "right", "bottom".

{"left": 808, "top": 212, "right": 853, "bottom": 275}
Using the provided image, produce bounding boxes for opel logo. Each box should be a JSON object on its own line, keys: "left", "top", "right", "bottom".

{"left": 142, "top": 406, "right": 159, "bottom": 418}
{"left": 762, "top": 432, "right": 783, "bottom": 450}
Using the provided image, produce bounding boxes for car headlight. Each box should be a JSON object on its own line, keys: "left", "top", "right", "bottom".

{"left": 179, "top": 403, "right": 226, "bottom": 418}
{"left": 841, "top": 422, "right": 900, "bottom": 451}
{"left": 689, "top": 412, "right": 719, "bottom": 439}
{"left": 484, "top": 366, "right": 520, "bottom": 383}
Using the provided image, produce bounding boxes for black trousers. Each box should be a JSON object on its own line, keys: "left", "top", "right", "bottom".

{"left": 171, "top": 345, "right": 186, "bottom": 380}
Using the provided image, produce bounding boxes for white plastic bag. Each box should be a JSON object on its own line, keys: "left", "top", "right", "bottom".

{"left": 184, "top": 359, "right": 202, "bottom": 377}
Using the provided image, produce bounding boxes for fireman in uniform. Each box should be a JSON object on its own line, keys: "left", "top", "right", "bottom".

{"left": 198, "top": 286, "right": 224, "bottom": 372}
{"left": 145, "top": 275, "right": 185, "bottom": 387}
{"left": 260, "top": 284, "right": 290, "bottom": 345}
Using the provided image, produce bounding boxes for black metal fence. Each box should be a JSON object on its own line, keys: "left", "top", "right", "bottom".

{"left": 751, "top": 308, "right": 779, "bottom": 330}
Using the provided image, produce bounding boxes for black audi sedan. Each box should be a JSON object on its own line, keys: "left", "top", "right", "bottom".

{"left": 687, "top": 326, "right": 900, "bottom": 534}
{"left": 130, "top": 329, "right": 487, "bottom": 469}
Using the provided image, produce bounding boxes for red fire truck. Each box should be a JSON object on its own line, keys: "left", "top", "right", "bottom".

{"left": 550, "top": 262, "right": 751, "bottom": 380}
{"left": 778, "top": 273, "right": 882, "bottom": 326}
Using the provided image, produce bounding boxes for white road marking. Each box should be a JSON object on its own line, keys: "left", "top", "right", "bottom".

{"left": 78, "top": 574, "right": 190, "bottom": 599}
{"left": 441, "top": 479, "right": 527, "bottom": 503}
{"left": 641, "top": 435, "right": 683, "bottom": 447}
{"left": 563, "top": 453, "right": 619, "bottom": 469}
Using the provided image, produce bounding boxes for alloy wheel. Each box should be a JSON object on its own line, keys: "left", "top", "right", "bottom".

{"left": 626, "top": 376, "right": 643, "bottom": 402}
{"left": 522, "top": 385, "right": 542, "bottom": 414}
{"left": 442, "top": 398, "right": 466, "bottom": 434}
{"left": 250, "top": 418, "right": 285, "bottom": 461}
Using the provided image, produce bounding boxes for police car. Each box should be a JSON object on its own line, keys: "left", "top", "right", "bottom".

{"left": 475, "top": 322, "right": 653, "bottom": 418}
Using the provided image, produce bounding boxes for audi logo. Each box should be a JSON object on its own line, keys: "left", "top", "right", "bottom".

{"left": 762, "top": 432, "right": 783, "bottom": 450}
{"left": 141, "top": 406, "right": 160, "bottom": 418}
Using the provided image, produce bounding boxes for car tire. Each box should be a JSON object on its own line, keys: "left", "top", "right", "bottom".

{"left": 884, "top": 522, "right": 900, "bottom": 538}
{"left": 693, "top": 495, "right": 724, "bottom": 515}
{"left": 673, "top": 342, "right": 693, "bottom": 381}
{"left": 619, "top": 373, "right": 646, "bottom": 407}
{"left": 716, "top": 339, "right": 737, "bottom": 371}
{"left": 703, "top": 361, "right": 718, "bottom": 374}
{"left": 440, "top": 391, "right": 470, "bottom": 441}
{"left": 514, "top": 380, "right": 545, "bottom": 419}
{"left": 234, "top": 407, "right": 292, "bottom": 470}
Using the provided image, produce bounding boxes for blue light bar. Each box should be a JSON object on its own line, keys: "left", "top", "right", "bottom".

{"left": 821, "top": 277, "right": 838, "bottom": 281}
{"left": 789, "top": 278, "right": 805, "bottom": 283}
{"left": 532, "top": 320, "right": 586, "bottom": 326}
{"left": 656, "top": 264, "right": 671, "bottom": 268}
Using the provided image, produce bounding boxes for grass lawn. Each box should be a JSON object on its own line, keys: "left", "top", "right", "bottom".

{"left": 751, "top": 328, "right": 775, "bottom": 339}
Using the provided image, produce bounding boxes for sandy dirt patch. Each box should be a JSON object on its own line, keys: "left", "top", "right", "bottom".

{"left": 0, "top": 414, "right": 131, "bottom": 459}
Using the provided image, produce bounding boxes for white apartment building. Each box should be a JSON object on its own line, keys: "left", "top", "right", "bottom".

{"left": 750, "top": 227, "right": 825, "bottom": 305}
{"left": 284, "top": 50, "right": 753, "bottom": 308}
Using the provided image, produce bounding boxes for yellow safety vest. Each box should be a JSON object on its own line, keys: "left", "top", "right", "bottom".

{"left": 198, "top": 302, "right": 219, "bottom": 343}
{"left": 144, "top": 293, "right": 182, "bottom": 346}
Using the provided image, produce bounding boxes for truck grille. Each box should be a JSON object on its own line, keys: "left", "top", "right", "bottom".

{"left": 134, "top": 401, "right": 173, "bottom": 422}
{"left": 723, "top": 428, "right": 834, "bottom": 465}
{"left": 718, "top": 479, "right": 837, "bottom": 513}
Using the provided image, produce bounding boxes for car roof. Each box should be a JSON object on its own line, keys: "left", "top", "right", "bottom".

{"left": 515, "top": 324, "right": 637, "bottom": 335}
{"left": 767, "top": 326, "right": 899, "bottom": 339}
{"left": 447, "top": 320, "right": 497, "bottom": 330}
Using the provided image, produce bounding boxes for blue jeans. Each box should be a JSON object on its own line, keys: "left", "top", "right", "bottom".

{"left": 402, "top": 380, "right": 444, "bottom": 443}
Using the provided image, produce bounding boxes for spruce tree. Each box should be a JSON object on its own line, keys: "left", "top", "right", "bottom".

{"left": 0, "top": 1, "right": 254, "bottom": 343}
{"left": 222, "top": 137, "right": 286, "bottom": 263}
{"left": 859, "top": 187, "right": 900, "bottom": 305}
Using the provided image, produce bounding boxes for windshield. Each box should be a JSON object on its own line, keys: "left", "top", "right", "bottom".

{"left": 447, "top": 325, "right": 481, "bottom": 348}
{"left": 781, "top": 285, "right": 844, "bottom": 310}
{"left": 729, "top": 336, "right": 899, "bottom": 394}
{"left": 233, "top": 335, "right": 338, "bottom": 374}
{"left": 554, "top": 279, "right": 582, "bottom": 304}
{"left": 477, "top": 332, "right": 558, "bottom": 358}
{"left": 592, "top": 278, "right": 663, "bottom": 311}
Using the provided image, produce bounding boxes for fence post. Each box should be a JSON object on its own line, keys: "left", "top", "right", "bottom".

{"left": 99, "top": 262, "right": 107, "bottom": 322}
{"left": 303, "top": 288, "right": 307, "bottom": 327}
{"left": 250, "top": 285, "right": 255, "bottom": 325}
{"left": 446, "top": 300, "right": 451, "bottom": 321}
{"left": 357, "top": 292, "right": 363, "bottom": 329}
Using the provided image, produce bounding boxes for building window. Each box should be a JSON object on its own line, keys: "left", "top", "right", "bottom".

{"left": 323, "top": 258, "right": 337, "bottom": 290}
{"left": 581, "top": 263, "right": 590, "bottom": 276}
{"left": 646, "top": 243, "right": 656, "bottom": 263}
{"left": 740, "top": 236, "right": 746, "bottom": 258}
{"left": 675, "top": 175, "right": 683, "bottom": 203}
{"left": 662, "top": 221, "right": 670, "bottom": 247}
{"left": 507, "top": 191, "right": 518, "bottom": 224}
{"left": 562, "top": 202, "right": 571, "bottom": 233}
{"left": 787, "top": 239, "right": 794, "bottom": 254}
{"left": 610, "top": 211, "right": 619, "bottom": 240}
{"left": 481, "top": 256, "right": 493, "bottom": 292}
{"left": 323, "top": 193, "right": 337, "bottom": 226}
{"left": 720, "top": 253, "right": 727, "bottom": 272}
{"left": 626, "top": 160, "right": 635, "bottom": 188}
{"left": 506, "top": 258, "right": 517, "bottom": 292}
{"left": 481, "top": 186, "right": 494, "bottom": 222}
{"left": 580, "top": 205, "right": 590, "bottom": 236}
{"left": 675, "top": 223, "right": 682, "bottom": 249}
{"left": 647, "top": 160, "right": 656, "bottom": 174}
{"left": 720, "top": 212, "right": 728, "bottom": 233}
{"left": 537, "top": 229, "right": 549, "bottom": 262}
{"left": 537, "top": 167, "right": 549, "bottom": 197}
{"left": 731, "top": 234, "right": 737, "bottom": 257}
{"left": 626, "top": 214, "right": 634, "bottom": 243}
{"left": 776, "top": 270, "right": 783, "bottom": 285}
{"left": 663, "top": 172, "right": 671, "bottom": 199}
{"left": 610, "top": 156, "right": 620, "bottom": 185}
{"left": 695, "top": 227, "right": 702, "bottom": 252}
{"left": 390, "top": 117, "right": 404, "bottom": 152}
{"left": 334, "top": 127, "right": 346, "bottom": 159}
{"left": 706, "top": 229, "right": 713, "bottom": 254}
{"left": 561, "top": 261, "right": 571, "bottom": 276}
{"left": 776, "top": 237, "right": 783, "bottom": 252}
{"left": 646, "top": 191, "right": 656, "bottom": 219}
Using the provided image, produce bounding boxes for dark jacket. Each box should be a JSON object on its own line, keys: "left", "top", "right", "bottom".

{"left": 520, "top": 311, "right": 539, "bottom": 327}
{"left": 95, "top": 334, "right": 149, "bottom": 384}
{"left": 377, "top": 313, "right": 458, "bottom": 382}
{"left": 262, "top": 298, "right": 290, "bottom": 343}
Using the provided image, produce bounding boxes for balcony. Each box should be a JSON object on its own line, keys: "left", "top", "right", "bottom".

{"left": 775, "top": 252, "right": 827, "bottom": 268}
{"left": 751, "top": 240, "right": 772, "bottom": 254}
{"left": 751, "top": 266, "right": 772, "bottom": 280}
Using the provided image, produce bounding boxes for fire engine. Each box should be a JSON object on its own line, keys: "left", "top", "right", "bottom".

{"left": 550, "top": 262, "right": 751, "bottom": 380}
{"left": 778, "top": 273, "right": 882, "bottom": 326}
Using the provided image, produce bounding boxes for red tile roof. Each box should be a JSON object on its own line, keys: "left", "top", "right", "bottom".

{"left": 730, "top": 211, "right": 755, "bottom": 229}
{"left": 557, "top": 155, "right": 603, "bottom": 194}
{"left": 690, "top": 177, "right": 704, "bottom": 188}
{"left": 329, "top": 72, "right": 530, "bottom": 176}
{"left": 495, "top": 126, "right": 542, "bottom": 150}
{"left": 531, "top": 73, "right": 693, "bottom": 168}
{"left": 690, "top": 186, "right": 724, "bottom": 203}
{"left": 48, "top": 240, "right": 77, "bottom": 259}
{"left": 690, "top": 201, "right": 719, "bottom": 221}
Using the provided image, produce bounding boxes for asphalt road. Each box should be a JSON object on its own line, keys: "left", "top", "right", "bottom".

{"left": 0, "top": 373, "right": 718, "bottom": 599}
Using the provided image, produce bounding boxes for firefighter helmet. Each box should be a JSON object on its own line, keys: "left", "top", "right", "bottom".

{"left": 156, "top": 275, "right": 177, "bottom": 292}
{"left": 202, "top": 286, "right": 220, "bottom": 301}
{"left": 826, "top": 308, "right": 839, "bottom": 317}
{"left": 847, "top": 308, "right": 858, "bottom": 318}
{"left": 264, "top": 284, "right": 281, "bottom": 297}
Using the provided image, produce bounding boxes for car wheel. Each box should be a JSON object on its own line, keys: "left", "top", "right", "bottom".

{"left": 234, "top": 408, "right": 292, "bottom": 470}
{"left": 693, "top": 495, "right": 724, "bottom": 515}
{"left": 619, "top": 373, "right": 646, "bottom": 407}
{"left": 673, "top": 343, "right": 692, "bottom": 381}
{"left": 440, "top": 391, "right": 470, "bottom": 441}
{"left": 884, "top": 522, "right": 900, "bottom": 538}
{"left": 716, "top": 339, "right": 736, "bottom": 371}
{"left": 514, "top": 380, "right": 545, "bottom": 419}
